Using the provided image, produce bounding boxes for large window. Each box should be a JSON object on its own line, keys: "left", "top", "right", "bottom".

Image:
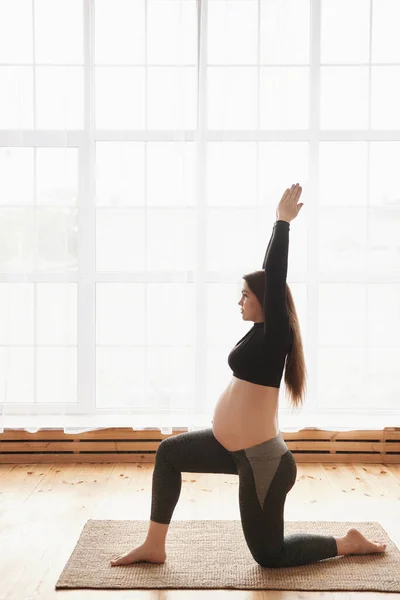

{"left": 0, "top": 0, "right": 399, "bottom": 432}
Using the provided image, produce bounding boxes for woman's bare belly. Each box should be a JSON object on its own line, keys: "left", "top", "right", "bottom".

{"left": 212, "top": 375, "right": 280, "bottom": 452}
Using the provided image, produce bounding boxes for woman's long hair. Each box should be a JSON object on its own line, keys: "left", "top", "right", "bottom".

{"left": 242, "top": 271, "right": 307, "bottom": 409}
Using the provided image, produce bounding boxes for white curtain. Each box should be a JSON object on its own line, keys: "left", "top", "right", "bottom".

{"left": 0, "top": 0, "right": 399, "bottom": 435}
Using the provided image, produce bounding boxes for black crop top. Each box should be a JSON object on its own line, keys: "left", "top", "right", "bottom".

{"left": 227, "top": 220, "right": 293, "bottom": 388}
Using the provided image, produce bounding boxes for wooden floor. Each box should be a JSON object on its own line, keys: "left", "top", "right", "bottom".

{"left": 0, "top": 461, "right": 399, "bottom": 600}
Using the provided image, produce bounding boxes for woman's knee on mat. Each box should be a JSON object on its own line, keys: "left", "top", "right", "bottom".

{"left": 252, "top": 547, "right": 287, "bottom": 569}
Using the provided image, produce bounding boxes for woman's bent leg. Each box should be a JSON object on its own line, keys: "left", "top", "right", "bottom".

{"left": 111, "top": 428, "right": 237, "bottom": 566}
{"left": 232, "top": 432, "right": 338, "bottom": 568}
{"left": 150, "top": 427, "right": 237, "bottom": 524}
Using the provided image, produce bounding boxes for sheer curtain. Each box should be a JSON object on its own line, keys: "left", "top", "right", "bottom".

{"left": 0, "top": 0, "right": 399, "bottom": 436}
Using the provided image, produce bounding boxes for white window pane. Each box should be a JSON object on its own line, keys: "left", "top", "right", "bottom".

{"left": 35, "top": 0, "right": 83, "bottom": 64}
{"left": 96, "top": 210, "right": 145, "bottom": 272}
{"left": 286, "top": 216, "right": 307, "bottom": 279}
{"left": 368, "top": 284, "right": 400, "bottom": 347}
{"left": 147, "top": 209, "right": 195, "bottom": 271}
{"left": 321, "top": 0, "right": 370, "bottom": 64}
{"left": 319, "top": 283, "right": 366, "bottom": 347}
{"left": 0, "top": 283, "right": 34, "bottom": 345}
{"left": 206, "top": 346, "right": 232, "bottom": 410}
{"left": 371, "top": 67, "right": 400, "bottom": 130}
{"left": 260, "top": 0, "right": 310, "bottom": 65}
{"left": 208, "top": 1, "right": 258, "bottom": 65}
{"left": 0, "top": 148, "right": 34, "bottom": 206}
{"left": 95, "top": 67, "right": 145, "bottom": 129}
{"left": 147, "top": 142, "right": 195, "bottom": 208}
{"left": 0, "top": 67, "right": 33, "bottom": 129}
{"left": 0, "top": 207, "right": 76, "bottom": 272}
{"left": 37, "top": 283, "right": 77, "bottom": 346}
{"left": 147, "top": 66, "right": 196, "bottom": 130}
{"left": 37, "top": 347, "right": 77, "bottom": 403}
{"left": 318, "top": 347, "right": 368, "bottom": 409}
{"left": 147, "top": 348, "right": 195, "bottom": 407}
{"left": 0, "top": 348, "right": 34, "bottom": 403}
{"left": 95, "top": 0, "right": 145, "bottom": 65}
{"left": 259, "top": 142, "right": 309, "bottom": 201}
{"left": 207, "top": 67, "right": 258, "bottom": 130}
{"left": 319, "top": 142, "right": 368, "bottom": 207}
{"left": 36, "top": 148, "right": 78, "bottom": 207}
{"left": 36, "top": 208, "right": 77, "bottom": 272}
{"left": 96, "top": 283, "right": 145, "bottom": 346}
{"left": 147, "top": 283, "right": 194, "bottom": 345}
{"left": 372, "top": 0, "right": 400, "bottom": 63}
{"left": 319, "top": 207, "right": 368, "bottom": 273}
{"left": 260, "top": 67, "right": 309, "bottom": 129}
{"left": 0, "top": 0, "right": 32, "bottom": 63}
{"left": 206, "top": 142, "right": 257, "bottom": 207}
{"left": 0, "top": 208, "right": 35, "bottom": 272}
{"left": 365, "top": 349, "right": 400, "bottom": 409}
{"left": 368, "top": 207, "right": 400, "bottom": 273}
{"left": 370, "top": 142, "right": 400, "bottom": 208}
{"left": 96, "top": 347, "right": 145, "bottom": 408}
{"left": 148, "top": 0, "right": 197, "bottom": 65}
{"left": 207, "top": 208, "right": 259, "bottom": 271}
{"left": 36, "top": 67, "right": 83, "bottom": 129}
{"left": 96, "top": 142, "right": 146, "bottom": 207}
{"left": 320, "top": 67, "right": 369, "bottom": 130}
{"left": 207, "top": 282, "right": 245, "bottom": 346}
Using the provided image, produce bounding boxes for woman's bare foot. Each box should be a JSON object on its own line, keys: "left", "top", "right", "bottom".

{"left": 335, "top": 528, "right": 387, "bottom": 556}
{"left": 110, "top": 542, "right": 166, "bottom": 566}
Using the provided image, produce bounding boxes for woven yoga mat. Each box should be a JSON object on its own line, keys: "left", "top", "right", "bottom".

{"left": 55, "top": 520, "right": 400, "bottom": 592}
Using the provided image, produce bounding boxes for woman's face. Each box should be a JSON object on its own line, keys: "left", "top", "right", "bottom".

{"left": 238, "top": 282, "right": 262, "bottom": 321}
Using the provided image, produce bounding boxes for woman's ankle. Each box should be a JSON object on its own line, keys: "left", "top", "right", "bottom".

{"left": 334, "top": 535, "right": 349, "bottom": 556}
{"left": 145, "top": 519, "right": 170, "bottom": 548}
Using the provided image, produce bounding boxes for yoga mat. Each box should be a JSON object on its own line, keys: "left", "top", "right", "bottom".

{"left": 55, "top": 520, "right": 399, "bottom": 592}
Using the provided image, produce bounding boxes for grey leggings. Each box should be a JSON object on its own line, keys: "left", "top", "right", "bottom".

{"left": 150, "top": 428, "right": 338, "bottom": 568}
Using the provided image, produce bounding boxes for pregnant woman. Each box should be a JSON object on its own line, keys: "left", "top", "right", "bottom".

{"left": 111, "top": 183, "right": 386, "bottom": 567}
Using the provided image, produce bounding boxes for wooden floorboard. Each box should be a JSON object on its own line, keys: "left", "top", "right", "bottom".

{"left": 0, "top": 461, "right": 399, "bottom": 600}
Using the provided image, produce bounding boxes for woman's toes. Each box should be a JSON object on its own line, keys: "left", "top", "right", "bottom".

{"left": 110, "top": 554, "right": 130, "bottom": 566}
{"left": 109, "top": 544, "right": 166, "bottom": 567}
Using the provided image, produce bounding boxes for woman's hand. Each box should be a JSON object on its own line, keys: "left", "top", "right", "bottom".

{"left": 276, "top": 183, "right": 304, "bottom": 223}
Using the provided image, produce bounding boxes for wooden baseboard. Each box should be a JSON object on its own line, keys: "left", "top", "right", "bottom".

{"left": 0, "top": 427, "right": 399, "bottom": 463}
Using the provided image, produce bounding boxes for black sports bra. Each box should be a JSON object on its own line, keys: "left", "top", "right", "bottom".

{"left": 227, "top": 220, "right": 293, "bottom": 388}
